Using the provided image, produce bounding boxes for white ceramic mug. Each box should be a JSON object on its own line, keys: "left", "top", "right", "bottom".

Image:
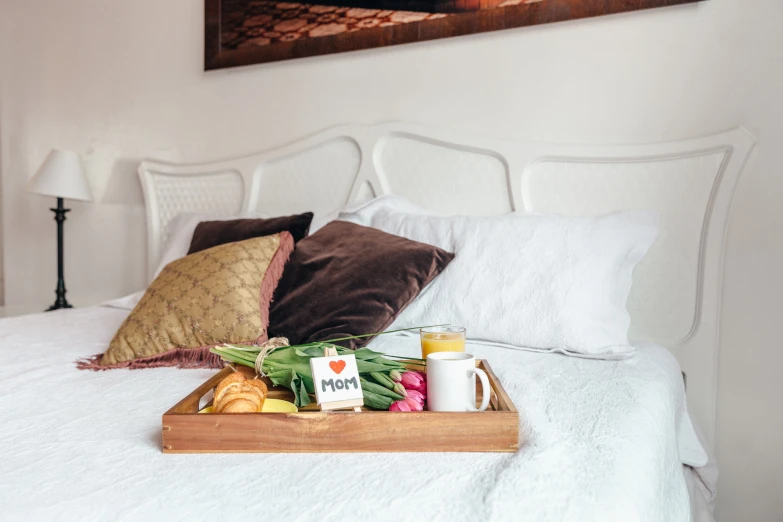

{"left": 426, "top": 352, "right": 490, "bottom": 412}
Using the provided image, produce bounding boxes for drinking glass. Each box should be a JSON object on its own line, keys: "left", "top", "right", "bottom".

{"left": 420, "top": 326, "right": 466, "bottom": 359}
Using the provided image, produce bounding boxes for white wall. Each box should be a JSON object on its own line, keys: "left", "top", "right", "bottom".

{"left": 1, "top": 0, "right": 781, "bottom": 519}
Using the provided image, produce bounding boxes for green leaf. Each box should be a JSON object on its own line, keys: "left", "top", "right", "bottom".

{"left": 294, "top": 345, "right": 330, "bottom": 358}
{"left": 267, "top": 369, "right": 295, "bottom": 389}
{"left": 352, "top": 348, "right": 382, "bottom": 360}
{"left": 299, "top": 373, "right": 315, "bottom": 394}
{"left": 264, "top": 346, "right": 306, "bottom": 364}
{"left": 356, "top": 360, "right": 403, "bottom": 373}
{"left": 298, "top": 379, "right": 311, "bottom": 407}
{"left": 267, "top": 369, "right": 312, "bottom": 408}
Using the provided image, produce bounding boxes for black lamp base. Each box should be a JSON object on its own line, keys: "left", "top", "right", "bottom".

{"left": 47, "top": 300, "right": 73, "bottom": 312}
{"left": 45, "top": 197, "right": 73, "bottom": 312}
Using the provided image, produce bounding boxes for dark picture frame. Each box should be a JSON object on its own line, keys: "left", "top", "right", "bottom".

{"left": 205, "top": 0, "right": 702, "bottom": 70}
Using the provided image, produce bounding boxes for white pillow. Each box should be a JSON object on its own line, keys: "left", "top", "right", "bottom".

{"left": 309, "top": 196, "right": 425, "bottom": 233}
{"left": 102, "top": 291, "right": 145, "bottom": 311}
{"left": 106, "top": 212, "right": 269, "bottom": 312}
{"left": 339, "top": 196, "right": 659, "bottom": 355}
{"left": 153, "top": 212, "right": 267, "bottom": 279}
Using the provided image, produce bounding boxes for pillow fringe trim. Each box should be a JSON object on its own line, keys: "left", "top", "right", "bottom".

{"left": 75, "top": 345, "right": 224, "bottom": 371}
{"left": 258, "top": 231, "right": 294, "bottom": 340}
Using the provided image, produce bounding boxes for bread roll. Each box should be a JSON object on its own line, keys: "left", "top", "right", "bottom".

{"left": 213, "top": 372, "right": 268, "bottom": 413}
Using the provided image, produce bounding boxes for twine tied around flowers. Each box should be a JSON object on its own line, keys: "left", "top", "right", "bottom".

{"left": 253, "top": 337, "right": 290, "bottom": 377}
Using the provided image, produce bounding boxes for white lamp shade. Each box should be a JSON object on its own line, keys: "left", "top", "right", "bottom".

{"left": 27, "top": 149, "right": 93, "bottom": 202}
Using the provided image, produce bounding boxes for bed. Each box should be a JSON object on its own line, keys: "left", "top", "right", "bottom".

{"left": 0, "top": 123, "right": 755, "bottom": 521}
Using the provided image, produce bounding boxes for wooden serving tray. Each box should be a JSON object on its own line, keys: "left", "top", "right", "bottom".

{"left": 162, "top": 360, "right": 520, "bottom": 453}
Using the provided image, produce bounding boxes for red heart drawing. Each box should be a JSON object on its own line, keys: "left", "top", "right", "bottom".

{"left": 329, "top": 360, "right": 346, "bottom": 374}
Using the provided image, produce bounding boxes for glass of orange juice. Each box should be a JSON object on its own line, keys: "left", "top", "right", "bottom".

{"left": 420, "top": 326, "right": 466, "bottom": 359}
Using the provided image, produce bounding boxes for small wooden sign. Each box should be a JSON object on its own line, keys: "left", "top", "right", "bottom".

{"left": 309, "top": 348, "right": 364, "bottom": 411}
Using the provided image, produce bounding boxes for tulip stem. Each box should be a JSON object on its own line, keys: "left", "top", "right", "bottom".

{"left": 311, "top": 324, "right": 449, "bottom": 345}
{"left": 385, "top": 355, "right": 425, "bottom": 361}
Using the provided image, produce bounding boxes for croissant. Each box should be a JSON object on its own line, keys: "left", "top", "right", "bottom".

{"left": 213, "top": 372, "right": 268, "bottom": 413}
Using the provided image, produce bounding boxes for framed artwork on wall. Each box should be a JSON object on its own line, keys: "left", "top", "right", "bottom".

{"left": 205, "top": 0, "right": 702, "bottom": 70}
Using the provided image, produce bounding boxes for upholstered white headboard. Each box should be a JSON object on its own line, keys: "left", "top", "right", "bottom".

{"left": 139, "top": 122, "right": 755, "bottom": 449}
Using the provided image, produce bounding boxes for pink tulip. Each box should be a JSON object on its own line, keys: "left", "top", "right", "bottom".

{"left": 401, "top": 377, "right": 427, "bottom": 395}
{"left": 406, "top": 389, "right": 425, "bottom": 405}
{"left": 405, "top": 383, "right": 426, "bottom": 394}
{"left": 400, "top": 371, "right": 424, "bottom": 387}
{"left": 400, "top": 372, "right": 425, "bottom": 392}
{"left": 389, "top": 400, "right": 411, "bottom": 412}
{"left": 403, "top": 398, "right": 423, "bottom": 411}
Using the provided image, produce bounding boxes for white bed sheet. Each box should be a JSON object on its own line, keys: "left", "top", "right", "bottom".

{"left": 0, "top": 307, "right": 709, "bottom": 522}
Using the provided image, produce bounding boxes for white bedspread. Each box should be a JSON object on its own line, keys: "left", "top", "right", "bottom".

{"left": 0, "top": 307, "right": 708, "bottom": 522}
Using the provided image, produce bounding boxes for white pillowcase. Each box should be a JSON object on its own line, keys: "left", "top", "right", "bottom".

{"left": 102, "top": 290, "right": 145, "bottom": 311}
{"left": 153, "top": 212, "right": 267, "bottom": 279}
{"left": 105, "top": 212, "right": 268, "bottom": 312}
{"left": 339, "top": 196, "right": 659, "bottom": 356}
{"left": 106, "top": 206, "right": 367, "bottom": 312}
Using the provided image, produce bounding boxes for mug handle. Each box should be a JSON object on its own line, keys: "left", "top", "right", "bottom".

{"left": 467, "top": 368, "right": 491, "bottom": 412}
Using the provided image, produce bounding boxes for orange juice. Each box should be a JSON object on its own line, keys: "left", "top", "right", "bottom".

{"left": 421, "top": 331, "right": 466, "bottom": 359}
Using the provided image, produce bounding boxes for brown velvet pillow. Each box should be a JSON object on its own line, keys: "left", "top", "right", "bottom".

{"left": 188, "top": 212, "right": 313, "bottom": 255}
{"left": 268, "top": 220, "right": 455, "bottom": 349}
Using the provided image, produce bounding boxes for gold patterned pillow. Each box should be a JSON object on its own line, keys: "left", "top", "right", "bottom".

{"left": 79, "top": 232, "right": 293, "bottom": 370}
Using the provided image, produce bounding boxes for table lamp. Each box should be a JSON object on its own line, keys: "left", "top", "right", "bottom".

{"left": 26, "top": 149, "right": 93, "bottom": 311}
